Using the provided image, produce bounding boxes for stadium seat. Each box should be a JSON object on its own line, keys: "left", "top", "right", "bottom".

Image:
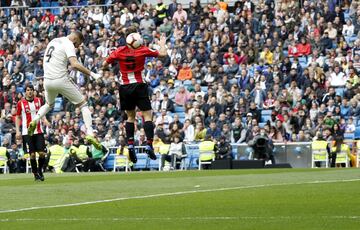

{"left": 261, "top": 110, "right": 272, "bottom": 116}
{"left": 355, "top": 128, "right": 360, "bottom": 139}
{"left": 104, "top": 153, "right": 115, "bottom": 170}
{"left": 113, "top": 154, "right": 131, "bottom": 172}
{"left": 53, "top": 97, "right": 63, "bottom": 112}
{"left": 201, "top": 86, "right": 208, "bottom": 93}
{"left": 148, "top": 154, "right": 161, "bottom": 171}
{"left": 335, "top": 88, "right": 345, "bottom": 97}
{"left": 344, "top": 133, "right": 355, "bottom": 140}
{"left": 198, "top": 151, "right": 214, "bottom": 170}
{"left": 50, "top": 1, "right": 59, "bottom": 6}
{"left": 261, "top": 115, "right": 271, "bottom": 123}
{"left": 189, "top": 152, "right": 199, "bottom": 169}
{"left": 174, "top": 106, "right": 185, "bottom": 113}
{"left": 185, "top": 144, "right": 199, "bottom": 169}
{"left": 336, "top": 150, "right": 350, "bottom": 167}
{"left": 41, "top": 2, "right": 50, "bottom": 7}
{"left": 231, "top": 144, "right": 238, "bottom": 160}
{"left": 259, "top": 122, "right": 266, "bottom": 128}
{"left": 50, "top": 2, "right": 61, "bottom": 15}
{"left": 133, "top": 153, "right": 148, "bottom": 170}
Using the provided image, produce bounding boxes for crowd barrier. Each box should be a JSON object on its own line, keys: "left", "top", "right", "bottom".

{"left": 0, "top": 140, "right": 359, "bottom": 174}
{"left": 103, "top": 141, "right": 360, "bottom": 171}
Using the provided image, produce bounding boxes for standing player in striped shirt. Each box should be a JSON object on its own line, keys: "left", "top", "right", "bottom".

{"left": 102, "top": 27, "right": 168, "bottom": 163}
{"left": 16, "top": 85, "right": 46, "bottom": 181}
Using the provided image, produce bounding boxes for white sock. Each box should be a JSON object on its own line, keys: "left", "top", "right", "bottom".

{"left": 81, "top": 106, "right": 93, "bottom": 136}
{"left": 33, "top": 104, "right": 51, "bottom": 123}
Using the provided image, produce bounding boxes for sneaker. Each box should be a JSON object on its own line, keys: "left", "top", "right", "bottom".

{"left": 28, "top": 121, "right": 37, "bottom": 136}
{"left": 128, "top": 146, "right": 137, "bottom": 163}
{"left": 38, "top": 171, "right": 45, "bottom": 181}
{"left": 146, "top": 145, "right": 157, "bottom": 160}
{"left": 85, "top": 135, "right": 102, "bottom": 150}
{"left": 34, "top": 173, "right": 41, "bottom": 182}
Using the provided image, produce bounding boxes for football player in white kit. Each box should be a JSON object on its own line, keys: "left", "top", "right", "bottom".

{"left": 28, "top": 31, "right": 102, "bottom": 149}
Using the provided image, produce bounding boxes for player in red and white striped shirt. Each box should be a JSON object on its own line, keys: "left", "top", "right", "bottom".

{"left": 16, "top": 85, "right": 46, "bottom": 181}
{"left": 102, "top": 27, "right": 168, "bottom": 163}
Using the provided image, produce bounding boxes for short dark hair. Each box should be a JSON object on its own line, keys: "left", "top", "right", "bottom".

{"left": 73, "top": 31, "right": 84, "bottom": 43}
{"left": 125, "top": 26, "right": 137, "bottom": 37}
{"left": 25, "top": 84, "right": 34, "bottom": 91}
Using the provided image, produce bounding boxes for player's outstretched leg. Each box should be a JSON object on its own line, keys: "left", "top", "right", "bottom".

{"left": 28, "top": 103, "right": 53, "bottom": 136}
{"left": 125, "top": 122, "right": 137, "bottom": 163}
{"left": 80, "top": 105, "right": 102, "bottom": 150}
{"left": 143, "top": 120, "right": 157, "bottom": 160}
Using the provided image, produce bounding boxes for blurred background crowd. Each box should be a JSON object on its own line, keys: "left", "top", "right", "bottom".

{"left": 0, "top": 0, "right": 359, "bottom": 154}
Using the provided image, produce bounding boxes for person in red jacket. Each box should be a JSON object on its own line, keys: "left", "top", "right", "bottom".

{"left": 296, "top": 37, "right": 311, "bottom": 57}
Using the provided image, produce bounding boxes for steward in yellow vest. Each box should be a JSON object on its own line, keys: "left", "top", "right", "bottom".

{"left": 330, "top": 136, "right": 350, "bottom": 167}
{"left": 48, "top": 139, "right": 65, "bottom": 173}
{"left": 0, "top": 146, "right": 8, "bottom": 169}
{"left": 155, "top": 1, "right": 167, "bottom": 25}
{"left": 312, "top": 136, "right": 329, "bottom": 167}
{"left": 199, "top": 135, "right": 216, "bottom": 162}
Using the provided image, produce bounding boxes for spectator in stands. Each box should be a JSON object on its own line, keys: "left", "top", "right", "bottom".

{"left": 174, "top": 86, "right": 190, "bottom": 106}
{"left": 161, "top": 134, "right": 185, "bottom": 170}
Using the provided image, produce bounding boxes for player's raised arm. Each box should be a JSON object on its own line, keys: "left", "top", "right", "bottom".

{"left": 66, "top": 32, "right": 101, "bottom": 80}
{"left": 68, "top": 57, "right": 101, "bottom": 80}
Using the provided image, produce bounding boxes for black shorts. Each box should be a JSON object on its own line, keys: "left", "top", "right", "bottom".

{"left": 119, "top": 83, "right": 152, "bottom": 111}
{"left": 22, "top": 134, "right": 46, "bottom": 154}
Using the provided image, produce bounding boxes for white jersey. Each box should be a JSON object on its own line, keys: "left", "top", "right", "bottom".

{"left": 43, "top": 37, "right": 76, "bottom": 80}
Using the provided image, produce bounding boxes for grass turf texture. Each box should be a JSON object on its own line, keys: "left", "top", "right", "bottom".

{"left": 0, "top": 169, "right": 359, "bottom": 229}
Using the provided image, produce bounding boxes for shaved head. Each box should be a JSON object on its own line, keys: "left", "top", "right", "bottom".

{"left": 68, "top": 31, "right": 84, "bottom": 48}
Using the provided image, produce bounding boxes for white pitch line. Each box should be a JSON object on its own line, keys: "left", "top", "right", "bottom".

{"left": 0, "top": 216, "right": 360, "bottom": 222}
{"left": 0, "top": 178, "right": 359, "bottom": 214}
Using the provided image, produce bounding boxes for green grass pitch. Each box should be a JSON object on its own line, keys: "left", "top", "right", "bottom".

{"left": 0, "top": 169, "right": 359, "bottom": 229}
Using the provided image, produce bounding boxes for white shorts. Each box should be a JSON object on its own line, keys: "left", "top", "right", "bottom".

{"left": 44, "top": 77, "right": 84, "bottom": 105}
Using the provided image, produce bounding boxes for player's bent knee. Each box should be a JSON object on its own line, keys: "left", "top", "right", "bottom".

{"left": 47, "top": 103, "right": 55, "bottom": 109}
{"left": 125, "top": 110, "right": 136, "bottom": 121}
{"left": 76, "top": 100, "right": 88, "bottom": 109}
{"left": 142, "top": 110, "right": 153, "bottom": 121}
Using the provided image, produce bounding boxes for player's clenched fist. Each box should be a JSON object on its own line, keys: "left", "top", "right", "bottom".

{"left": 90, "top": 71, "right": 102, "bottom": 80}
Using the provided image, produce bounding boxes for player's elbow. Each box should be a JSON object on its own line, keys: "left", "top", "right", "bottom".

{"left": 158, "top": 52, "right": 168, "bottom": 58}
{"left": 69, "top": 57, "right": 80, "bottom": 69}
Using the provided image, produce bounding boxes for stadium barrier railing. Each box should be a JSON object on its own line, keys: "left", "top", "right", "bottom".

{"left": 103, "top": 140, "right": 359, "bottom": 171}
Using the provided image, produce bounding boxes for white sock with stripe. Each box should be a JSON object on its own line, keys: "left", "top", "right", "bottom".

{"left": 81, "top": 106, "right": 93, "bottom": 136}
{"left": 33, "top": 104, "right": 51, "bottom": 123}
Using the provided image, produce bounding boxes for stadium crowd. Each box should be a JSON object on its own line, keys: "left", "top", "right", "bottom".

{"left": 0, "top": 0, "right": 360, "bottom": 171}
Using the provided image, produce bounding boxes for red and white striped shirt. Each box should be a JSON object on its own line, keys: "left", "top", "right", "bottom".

{"left": 16, "top": 97, "right": 44, "bottom": 135}
{"left": 105, "top": 45, "right": 159, "bottom": 85}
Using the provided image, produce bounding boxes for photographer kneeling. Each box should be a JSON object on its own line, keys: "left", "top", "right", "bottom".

{"left": 247, "top": 129, "right": 275, "bottom": 165}
{"left": 215, "top": 136, "right": 233, "bottom": 160}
